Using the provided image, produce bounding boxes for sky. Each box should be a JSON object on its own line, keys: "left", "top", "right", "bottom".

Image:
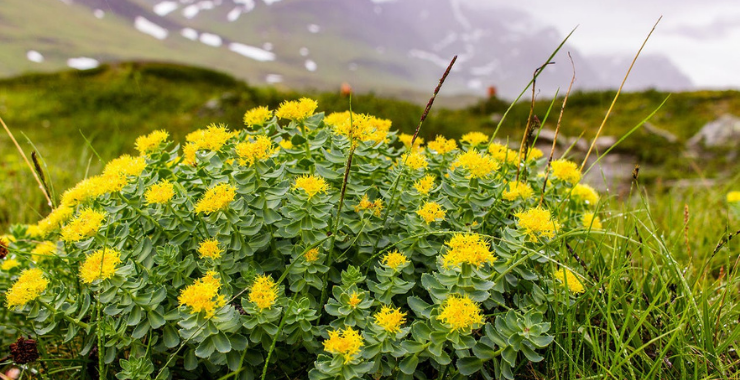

{"left": 482, "top": 0, "right": 740, "bottom": 89}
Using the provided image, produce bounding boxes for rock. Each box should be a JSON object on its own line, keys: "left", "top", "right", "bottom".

{"left": 643, "top": 122, "right": 678, "bottom": 143}
{"left": 594, "top": 136, "right": 617, "bottom": 151}
{"left": 535, "top": 128, "right": 557, "bottom": 143}
{"left": 687, "top": 114, "right": 740, "bottom": 148}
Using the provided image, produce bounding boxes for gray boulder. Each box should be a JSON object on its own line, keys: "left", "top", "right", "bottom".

{"left": 688, "top": 114, "right": 740, "bottom": 148}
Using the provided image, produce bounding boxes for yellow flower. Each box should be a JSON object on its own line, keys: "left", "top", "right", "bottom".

{"left": 416, "top": 201, "right": 445, "bottom": 224}
{"left": 243, "top": 106, "right": 273, "bottom": 127}
{"left": 61, "top": 209, "right": 105, "bottom": 243}
{"left": 502, "top": 181, "right": 534, "bottom": 201}
{"left": 550, "top": 159, "right": 581, "bottom": 184}
{"left": 553, "top": 268, "right": 585, "bottom": 294}
{"left": 26, "top": 225, "right": 43, "bottom": 239}
{"left": 235, "top": 135, "right": 276, "bottom": 166}
{"left": 727, "top": 191, "right": 740, "bottom": 203}
{"left": 488, "top": 143, "right": 519, "bottom": 163}
{"left": 80, "top": 248, "right": 122, "bottom": 283}
{"left": 374, "top": 306, "right": 407, "bottom": 334}
{"left": 60, "top": 176, "right": 113, "bottom": 206}
{"left": 293, "top": 175, "right": 329, "bottom": 198}
{"left": 347, "top": 292, "right": 362, "bottom": 308}
{"left": 31, "top": 241, "right": 57, "bottom": 263}
{"left": 103, "top": 155, "right": 147, "bottom": 178}
{"left": 354, "top": 195, "right": 383, "bottom": 217}
{"left": 413, "top": 174, "right": 435, "bottom": 195}
{"left": 427, "top": 136, "right": 457, "bottom": 154}
{"left": 6, "top": 268, "right": 48, "bottom": 308}
{"left": 34, "top": 205, "right": 74, "bottom": 237}
{"left": 279, "top": 140, "right": 294, "bottom": 150}
{"left": 249, "top": 274, "right": 278, "bottom": 310}
{"left": 582, "top": 212, "right": 603, "bottom": 230}
{"left": 437, "top": 294, "right": 484, "bottom": 332}
{"left": 195, "top": 183, "right": 237, "bottom": 214}
{"left": 304, "top": 248, "right": 320, "bottom": 263}
{"left": 178, "top": 271, "right": 226, "bottom": 318}
{"left": 145, "top": 180, "right": 175, "bottom": 204}
{"left": 323, "top": 327, "right": 364, "bottom": 364}
{"left": 1, "top": 258, "right": 20, "bottom": 271}
{"left": 572, "top": 184, "right": 599, "bottom": 205}
{"left": 402, "top": 152, "right": 428, "bottom": 170}
{"left": 183, "top": 143, "right": 199, "bottom": 166}
{"left": 199, "top": 238, "right": 223, "bottom": 259}
{"left": 514, "top": 207, "right": 560, "bottom": 241}
{"left": 135, "top": 130, "right": 169, "bottom": 155}
{"left": 326, "top": 112, "right": 391, "bottom": 144}
{"left": 441, "top": 233, "right": 495, "bottom": 269}
{"left": 525, "top": 147, "right": 544, "bottom": 161}
{"left": 398, "top": 133, "right": 424, "bottom": 150}
{"left": 451, "top": 150, "right": 499, "bottom": 179}
{"left": 461, "top": 131, "right": 489, "bottom": 147}
{"left": 186, "top": 124, "right": 238, "bottom": 152}
{"left": 381, "top": 250, "right": 409, "bottom": 271}
{"left": 275, "top": 98, "right": 318, "bottom": 121}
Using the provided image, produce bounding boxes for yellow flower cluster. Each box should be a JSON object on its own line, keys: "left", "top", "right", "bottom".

{"left": 413, "top": 174, "right": 435, "bottom": 195}
{"left": 235, "top": 135, "right": 276, "bottom": 166}
{"left": 249, "top": 274, "right": 278, "bottom": 310}
{"left": 514, "top": 207, "right": 560, "bottom": 241}
{"left": 5, "top": 268, "right": 48, "bottom": 308}
{"left": 323, "top": 327, "right": 364, "bottom": 363}
{"left": 452, "top": 150, "right": 499, "bottom": 179}
{"left": 502, "top": 181, "right": 534, "bottom": 201}
{"left": 398, "top": 133, "right": 423, "bottom": 150}
{"left": 402, "top": 152, "right": 428, "bottom": 170}
{"left": 381, "top": 250, "right": 409, "bottom": 271}
{"left": 373, "top": 306, "right": 407, "bottom": 333}
{"left": 80, "top": 248, "right": 122, "bottom": 284}
{"left": 354, "top": 195, "right": 383, "bottom": 217}
{"left": 525, "top": 147, "right": 544, "bottom": 161}
{"left": 325, "top": 111, "right": 391, "bottom": 144}
{"left": 347, "top": 292, "right": 362, "bottom": 308}
{"left": 135, "top": 130, "right": 169, "bottom": 155}
{"left": 183, "top": 124, "right": 238, "bottom": 165}
{"left": 550, "top": 159, "right": 581, "bottom": 184}
{"left": 437, "top": 294, "right": 484, "bottom": 332}
{"left": 1, "top": 258, "right": 20, "bottom": 271}
{"left": 194, "top": 183, "right": 237, "bottom": 214}
{"left": 553, "top": 268, "right": 585, "bottom": 294}
{"left": 61, "top": 209, "right": 105, "bottom": 243}
{"left": 25, "top": 205, "right": 72, "bottom": 238}
{"left": 60, "top": 155, "right": 145, "bottom": 207}
{"left": 103, "top": 155, "right": 147, "bottom": 180}
{"left": 582, "top": 212, "right": 602, "bottom": 230}
{"left": 178, "top": 271, "right": 226, "bottom": 318}
{"left": 199, "top": 238, "right": 223, "bottom": 259}
{"left": 279, "top": 140, "right": 294, "bottom": 150}
{"left": 427, "top": 136, "right": 457, "bottom": 154}
{"left": 416, "top": 201, "right": 446, "bottom": 224}
{"left": 304, "top": 248, "right": 320, "bottom": 263}
{"left": 275, "top": 98, "right": 318, "bottom": 121}
{"left": 145, "top": 180, "right": 175, "bottom": 204}
{"left": 31, "top": 241, "right": 57, "bottom": 263}
{"left": 293, "top": 175, "right": 329, "bottom": 198}
{"left": 461, "top": 131, "right": 489, "bottom": 147}
{"left": 488, "top": 143, "right": 519, "bottom": 163}
{"left": 441, "top": 233, "right": 495, "bottom": 269}
{"left": 726, "top": 191, "right": 740, "bottom": 203}
{"left": 572, "top": 184, "right": 599, "bottom": 205}
{"left": 243, "top": 106, "right": 273, "bottom": 127}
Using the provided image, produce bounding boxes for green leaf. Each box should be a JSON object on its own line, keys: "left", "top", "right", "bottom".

{"left": 399, "top": 354, "right": 419, "bottom": 375}
{"left": 184, "top": 349, "right": 198, "bottom": 371}
{"left": 457, "top": 357, "right": 483, "bottom": 376}
{"left": 163, "top": 324, "right": 180, "bottom": 348}
{"left": 195, "top": 337, "right": 215, "bottom": 358}
{"left": 148, "top": 309, "right": 166, "bottom": 329}
{"left": 407, "top": 296, "right": 432, "bottom": 318}
{"left": 213, "top": 332, "right": 232, "bottom": 353}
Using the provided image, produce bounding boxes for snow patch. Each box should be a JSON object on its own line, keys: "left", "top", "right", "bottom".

{"left": 93, "top": 9, "right": 105, "bottom": 19}
{"left": 265, "top": 74, "right": 283, "bottom": 84}
{"left": 263, "top": 0, "right": 282, "bottom": 4}
{"left": 67, "top": 57, "right": 99, "bottom": 70}
{"left": 470, "top": 61, "right": 499, "bottom": 76}
{"left": 408, "top": 50, "right": 451, "bottom": 68}
{"left": 200, "top": 33, "right": 223, "bottom": 47}
{"left": 181, "top": 28, "right": 199, "bottom": 40}
{"left": 262, "top": 42, "right": 273, "bottom": 51}
{"left": 229, "top": 43, "right": 275, "bottom": 61}
{"left": 467, "top": 79, "right": 482, "bottom": 89}
{"left": 135, "top": 17, "right": 168, "bottom": 40}
{"left": 307, "top": 24, "right": 320, "bottom": 33}
{"left": 183, "top": 4, "right": 200, "bottom": 18}
{"left": 299, "top": 47, "right": 309, "bottom": 57}
{"left": 305, "top": 60, "right": 317, "bottom": 72}
{"left": 27, "top": 51, "right": 44, "bottom": 63}
{"left": 154, "top": 1, "right": 178, "bottom": 16}
{"left": 227, "top": 7, "right": 242, "bottom": 21}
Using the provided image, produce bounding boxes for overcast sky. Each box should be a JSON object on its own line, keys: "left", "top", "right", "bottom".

{"left": 477, "top": 0, "right": 740, "bottom": 89}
